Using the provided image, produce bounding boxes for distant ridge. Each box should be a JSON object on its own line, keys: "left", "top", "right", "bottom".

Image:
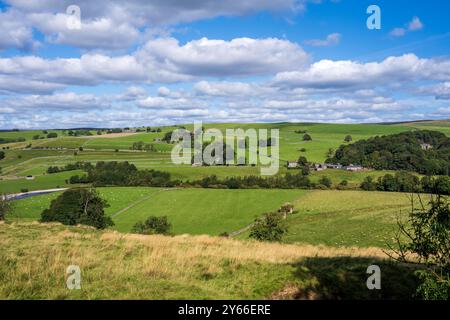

{"left": 374, "top": 119, "right": 450, "bottom": 125}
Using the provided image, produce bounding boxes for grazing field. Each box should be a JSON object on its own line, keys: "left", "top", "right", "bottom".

{"left": 283, "top": 190, "right": 417, "bottom": 248}
{"left": 9, "top": 187, "right": 306, "bottom": 235}
{"left": 0, "top": 222, "right": 419, "bottom": 299}
{"left": 9, "top": 188, "right": 415, "bottom": 248}
{"left": 0, "top": 170, "right": 84, "bottom": 193}
{"left": 2, "top": 122, "right": 450, "bottom": 183}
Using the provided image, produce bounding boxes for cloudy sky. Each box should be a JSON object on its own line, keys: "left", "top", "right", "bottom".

{"left": 0, "top": 0, "right": 449, "bottom": 129}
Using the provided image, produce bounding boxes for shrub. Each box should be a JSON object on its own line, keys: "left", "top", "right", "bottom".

{"left": 0, "top": 195, "right": 13, "bottom": 220}
{"left": 131, "top": 216, "right": 172, "bottom": 235}
{"left": 390, "top": 195, "right": 450, "bottom": 300}
{"left": 303, "top": 133, "right": 312, "bottom": 141}
{"left": 344, "top": 135, "right": 353, "bottom": 142}
{"left": 40, "top": 188, "right": 113, "bottom": 229}
{"left": 249, "top": 212, "right": 287, "bottom": 242}
{"left": 361, "top": 176, "right": 377, "bottom": 191}
{"left": 46, "top": 132, "right": 58, "bottom": 138}
{"left": 0, "top": 151, "right": 4, "bottom": 160}
{"left": 318, "top": 176, "right": 332, "bottom": 188}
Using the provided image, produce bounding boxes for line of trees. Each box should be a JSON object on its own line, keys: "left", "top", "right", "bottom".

{"left": 361, "top": 171, "right": 450, "bottom": 195}
{"left": 47, "top": 161, "right": 93, "bottom": 174}
{"left": 69, "top": 161, "right": 176, "bottom": 187}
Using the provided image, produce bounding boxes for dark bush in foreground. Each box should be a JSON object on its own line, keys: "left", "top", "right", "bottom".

{"left": 41, "top": 188, "right": 113, "bottom": 229}
{"left": 390, "top": 194, "right": 450, "bottom": 300}
{"left": 132, "top": 216, "right": 172, "bottom": 235}
{"left": 0, "top": 195, "right": 13, "bottom": 221}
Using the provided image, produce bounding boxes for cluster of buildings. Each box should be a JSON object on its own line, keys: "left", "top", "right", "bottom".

{"left": 287, "top": 162, "right": 365, "bottom": 172}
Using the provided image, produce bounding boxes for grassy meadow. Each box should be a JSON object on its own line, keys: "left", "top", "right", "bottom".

{"left": 1, "top": 121, "right": 448, "bottom": 300}
{"left": 9, "top": 188, "right": 306, "bottom": 235}
{"left": 8, "top": 187, "right": 416, "bottom": 249}
{"left": 0, "top": 222, "right": 420, "bottom": 299}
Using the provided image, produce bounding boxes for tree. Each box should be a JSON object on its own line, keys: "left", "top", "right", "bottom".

{"left": 344, "top": 135, "right": 353, "bottom": 142}
{"left": 40, "top": 188, "right": 113, "bottom": 229}
{"left": 326, "top": 148, "right": 334, "bottom": 158}
{"left": 131, "top": 141, "right": 145, "bottom": 150}
{"left": 297, "top": 156, "right": 308, "bottom": 166}
{"left": 301, "top": 165, "right": 310, "bottom": 176}
{"left": 249, "top": 212, "right": 287, "bottom": 242}
{"left": 361, "top": 176, "right": 377, "bottom": 191}
{"left": 46, "top": 132, "right": 58, "bottom": 138}
{"left": 162, "top": 131, "right": 173, "bottom": 143}
{"left": 303, "top": 133, "right": 312, "bottom": 141}
{"left": 132, "top": 216, "right": 172, "bottom": 235}
{"left": 388, "top": 194, "right": 450, "bottom": 299}
{"left": 318, "top": 176, "right": 332, "bottom": 188}
{"left": 0, "top": 194, "right": 13, "bottom": 221}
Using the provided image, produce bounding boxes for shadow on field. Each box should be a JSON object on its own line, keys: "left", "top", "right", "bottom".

{"left": 275, "top": 257, "right": 420, "bottom": 300}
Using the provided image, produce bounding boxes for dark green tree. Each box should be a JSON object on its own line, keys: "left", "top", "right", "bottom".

{"left": 344, "top": 135, "right": 353, "bottom": 142}
{"left": 388, "top": 194, "right": 450, "bottom": 299}
{"left": 40, "top": 188, "right": 113, "bottom": 229}
{"left": 132, "top": 216, "right": 172, "bottom": 235}
{"left": 249, "top": 212, "right": 287, "bottom": 242}
{"left": 318, "top": 176, "right": 332, "bottom": 188}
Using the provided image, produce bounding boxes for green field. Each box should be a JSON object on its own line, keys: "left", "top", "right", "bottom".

{"left": 284, "top": 190, "right": 416, "bottom": 248}
{"left": 9, "top": 188, "right": 306, "bottom": 235}
{"left": 1, "top": 121, "right": 443, "bottom": 300}
{"left": 0, "top": 170, "right": 84, "bottom": 193}
{"left": 2, "top": 121, "right": 449, "bottom": 192}
{"left": 9, "top": 187, "right": 415, "bottom": 248}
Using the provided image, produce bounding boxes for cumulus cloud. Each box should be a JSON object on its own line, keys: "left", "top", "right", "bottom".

{"left": 5, "top": 0, "right": 302, "bottom": 25}
{"left": 117, "top": 86, "right": 148, "bottom": 101}
{"left": 418, "top": 82, "right": 450, "bottom": 100}
{"left": 0, "top": 92, "right": 110, "bottom": 111}
{"left": 138, "top": 37, "right": 309, "bottom": 77}
{"left": 304, "top": 33, "right": 341, "bottom": 47}
{"left": 408, "top": 17, "right": 424, "bottom": 31}
{"left": 0, "top": 9, "right": 39, "bottom": 51}
{"left": 274, "top": 54, "right": 450, "bottom": 89}
{"left": 28, "top": 13, "right": 140, "bottom": 50}
{"left": 0, "top": 37, "right": 309, "bottom": 92}
{"left": 3, "top": 0, "right": 305, "bottom": 50}
{"left": 390, "top": 16, "right": 424, "bottom": 37}
{"left": 194, "top": 81, "right": 274, "bottom": 97}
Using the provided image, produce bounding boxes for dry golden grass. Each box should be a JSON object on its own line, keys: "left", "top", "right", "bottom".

{"left": 0, "top": 222, "right": 416, "bottom": 300}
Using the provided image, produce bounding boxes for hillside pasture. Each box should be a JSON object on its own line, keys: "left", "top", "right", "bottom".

{"left": 9, "top": 187, "right": 306, "bottom": 236}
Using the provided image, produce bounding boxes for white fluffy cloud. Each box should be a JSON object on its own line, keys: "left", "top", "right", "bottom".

{"left": 418, "top": 82, "right": 450, "bottom": 100}
{"left": 304, "top": 33, "right": 341, "bottom": 47}
{"left": 138, "top": 37, "right": 309, "bottom": 77}
{"left": 2, "top": 0, "right": 305, "bottom": 50}
{"left": 274, "top": 54, "right": 450, "bottom": 89}
{"left": 0, "top": 92, "right": 110, "bottom": 111}
{"left": 0, "top": 9, "right": 39, "bottom": 51}
{"left": 0, "top": 37, "right": 309, "bottom": 92}
{"left": 390, "top": 16, "right": 424, "bottom": 37}
{"left": 5, "top": 0, "right": 301, "bottom": 25}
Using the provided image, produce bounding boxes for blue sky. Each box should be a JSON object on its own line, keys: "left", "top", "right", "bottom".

{"left": 0, "top": 0, "right": 449, "bottom": 129}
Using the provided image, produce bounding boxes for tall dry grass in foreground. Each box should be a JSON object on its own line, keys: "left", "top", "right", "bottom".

{"left": 0, "top": 222, "right": 417, "bottom": 300}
